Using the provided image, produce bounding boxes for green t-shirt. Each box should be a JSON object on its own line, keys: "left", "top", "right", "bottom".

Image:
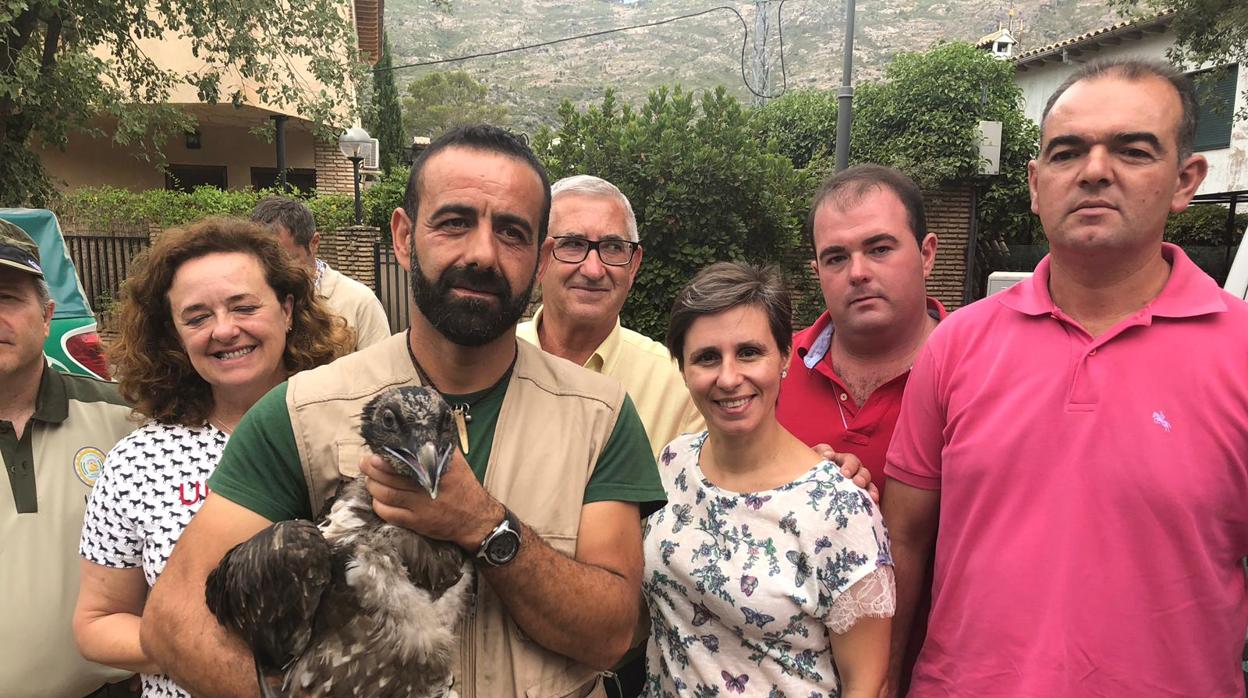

{"left": 208, "top": 380, "right": 665, "bottom": 523}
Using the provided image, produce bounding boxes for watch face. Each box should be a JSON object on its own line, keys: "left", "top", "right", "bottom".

{"left": 487, "top": 532, "right": 520, "bottom": 564}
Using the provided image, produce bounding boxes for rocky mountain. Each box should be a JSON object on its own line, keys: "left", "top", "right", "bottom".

{"left": 384, "top": 0, "right": 1123, "bottom": 133}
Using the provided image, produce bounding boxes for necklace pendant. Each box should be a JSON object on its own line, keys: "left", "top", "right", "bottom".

{"left": 453, "top": 406, "right": 470, "bottom": 454}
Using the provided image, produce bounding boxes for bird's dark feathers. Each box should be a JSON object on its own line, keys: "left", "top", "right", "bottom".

{"left": 205, "top": 385, "right": 471, "bottom": 698}
{"left": 205, "top": 520, "right": 332, "bottom": 671}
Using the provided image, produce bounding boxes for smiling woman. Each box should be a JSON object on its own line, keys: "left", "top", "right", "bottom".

{"left": 641, "top": 262, "right": 894, "bottom": 698}
{"left": 71, "top": 218, "right": 354, "bottom": 698}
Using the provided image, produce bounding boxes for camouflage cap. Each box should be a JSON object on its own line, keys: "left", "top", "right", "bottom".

{"left": 0, "top": 219, "right": 43, "bottom": 277}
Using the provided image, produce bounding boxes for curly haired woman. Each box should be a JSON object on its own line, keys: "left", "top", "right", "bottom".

{"left": 72, "top": 217, "right": 354, "bottom": 697}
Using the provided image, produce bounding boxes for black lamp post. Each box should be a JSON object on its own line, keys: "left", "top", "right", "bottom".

{"left": 338, "top": 126, "right": 372, "bottom": 225}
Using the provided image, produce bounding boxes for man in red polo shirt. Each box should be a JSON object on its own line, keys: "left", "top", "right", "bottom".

{"left": 778, "top": 164, "right": 944, "bottom": 502}
{"left": 885, "top": 59, "right": 1247, "bottom": 697}
{"left": 777, "top": 165, "right": 943, "bottom": 693}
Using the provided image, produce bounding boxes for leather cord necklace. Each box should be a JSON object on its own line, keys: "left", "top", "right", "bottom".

{"left": 407, "top": 330, "right": 517, "bottom": 455}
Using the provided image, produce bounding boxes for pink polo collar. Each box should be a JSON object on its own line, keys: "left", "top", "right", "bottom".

{"left": 999, "top": 243, "right": 1227, "bottom": 320}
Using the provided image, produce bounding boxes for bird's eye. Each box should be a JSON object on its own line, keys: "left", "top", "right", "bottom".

{"left": 381, "top": 409, "right": 398, "bottom": 431}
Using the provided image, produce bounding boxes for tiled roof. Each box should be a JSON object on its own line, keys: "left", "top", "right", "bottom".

{"left": 975, "top": 28, "right": 1014, "bottom": 48}
{"left": 1012, "top": 10, "right": 1174, "bottom": 70}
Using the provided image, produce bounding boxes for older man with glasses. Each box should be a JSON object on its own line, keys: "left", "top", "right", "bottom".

{"left": 517, "top": 175, "right": 703, "bottom": 459}
{"left": 519, "top": 175, "right": 704, "bottom": 698}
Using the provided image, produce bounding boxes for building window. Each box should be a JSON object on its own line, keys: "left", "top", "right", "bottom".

{"left": 251, "top": 168, "right": 317, "bottom": 195}
{"left": 1190, "top": 64, "right": 1238, "bottom": 152}
{"left": 165, "top": 165, "right": 227, "bottom": 192}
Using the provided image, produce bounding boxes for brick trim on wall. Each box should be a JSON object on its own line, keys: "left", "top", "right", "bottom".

{"left": 924, "top": 185, "right": 974, "bottom": 311}
{"left": 314, "top": 138, "right": 357, "bottom": 195}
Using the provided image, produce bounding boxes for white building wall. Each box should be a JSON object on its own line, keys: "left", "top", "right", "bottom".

{"left": 1201, "top": 63, "right": 1248, "bottom": 194}
{"left": 1013, "top": 32, "right": 1247, "bottom": 195}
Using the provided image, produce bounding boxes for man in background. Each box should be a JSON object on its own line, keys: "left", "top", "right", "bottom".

{"left": 517, "top": 175, "right": 702, "bottom": 456}
{"left": 778, "top": 164, "right": 943, "bottom": 504}
{"left": 251, "top": 196, "right": 391, "bottom": 349}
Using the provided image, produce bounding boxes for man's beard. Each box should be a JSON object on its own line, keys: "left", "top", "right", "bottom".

{"left": 410, "top": 252, "right": 534, "bottom": 347}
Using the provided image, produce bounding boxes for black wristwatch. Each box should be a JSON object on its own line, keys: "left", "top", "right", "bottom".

{"left": 476, "top": 507, "right": 521, "bottom": 567}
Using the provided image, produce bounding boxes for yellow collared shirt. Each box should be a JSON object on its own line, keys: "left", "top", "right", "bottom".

{"left": 518, "top": 307, "right": 704, "bottom": 456}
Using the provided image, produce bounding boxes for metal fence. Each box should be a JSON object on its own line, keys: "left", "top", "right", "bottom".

{"left": 374, "top": 244, "right": 411, "bottom": 335}
{"left": 64, "top": 232, "right": 150, "bottom": 316}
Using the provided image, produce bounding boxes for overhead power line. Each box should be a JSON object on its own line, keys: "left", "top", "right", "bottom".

{"left": 376, "top": 2, "right": 790, "bottom": 100}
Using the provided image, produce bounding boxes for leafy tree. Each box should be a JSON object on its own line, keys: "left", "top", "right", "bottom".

{"left": 534, "top": 86, "right": 811, "bottom": 339}
{"left": 750, "top": 89, "right": 839, "bottom": 170}
{"left": 366, "top": 35, "right": 406, "bottom": 173}
{"left": 0, "top": 0, "right": 364, "bottom": 205}
{"left": 402, "top": 71, "right": 508, "bottom": 140}
{"left": 1113, "top": 0, "right": 1248, "bottom": 116}
{"left": 851, "top": 41, "right": 1040, "bottom": 249}
{"left": 363, "top": 165, "right": 411, "bottom": 245}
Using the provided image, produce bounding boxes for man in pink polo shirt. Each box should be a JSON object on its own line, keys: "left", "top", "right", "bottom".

{"left": 778, "top": 164, "right": 945, "bottom": 504}
{"left": 884, "top": 59, "right": 1248, "bottom": 697}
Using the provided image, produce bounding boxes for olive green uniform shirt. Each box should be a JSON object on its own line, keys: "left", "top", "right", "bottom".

{"left": 1, "top": 366, "right": 135, "bottom": 697}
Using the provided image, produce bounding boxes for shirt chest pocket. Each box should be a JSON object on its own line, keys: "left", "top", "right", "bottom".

{"left": 320, "top": 439, "right": 370, "bottom": 512}
{"left": 334, "top": 439, "right": 369, "bottom": 479}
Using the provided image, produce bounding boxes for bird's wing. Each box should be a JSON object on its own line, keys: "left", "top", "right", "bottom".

{"left": 378, "top": 525, "right": 466, "bottom": 596}
{"left": 205, "top": 519, "right": 334, "bottom": 673}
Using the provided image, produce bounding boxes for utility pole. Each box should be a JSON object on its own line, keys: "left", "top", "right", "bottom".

{"left": 834, "top": 0, "right": 856, "bottom": 171}
{"left": 751, "top": 1, "right": 772, "bottom": 107}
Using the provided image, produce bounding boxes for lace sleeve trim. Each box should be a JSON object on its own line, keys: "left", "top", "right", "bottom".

{"left": 827, "top": 565, "right": 896, "bottom": 635}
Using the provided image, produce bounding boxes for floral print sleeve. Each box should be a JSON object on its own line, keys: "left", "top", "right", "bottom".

{"left": 642, "top": 432, "right": 894, "bottom": 697}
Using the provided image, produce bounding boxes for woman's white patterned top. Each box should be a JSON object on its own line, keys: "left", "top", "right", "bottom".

{"left": 80, "top": 421, "right": 228, "bottom": 698}
{"left": 643, "top": 431, "right": 895, "bottom": 698}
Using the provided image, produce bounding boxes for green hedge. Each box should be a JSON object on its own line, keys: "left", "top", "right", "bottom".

{"left": 54, "top": 175, "right": 411, "bottom": 242}
{"left": 1165, "top": 204, "right": 1248, "bottom": 247}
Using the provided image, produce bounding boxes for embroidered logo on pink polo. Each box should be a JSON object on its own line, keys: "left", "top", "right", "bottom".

{"left": 1152, "top": 411, "right": 1172, "bottom": 433}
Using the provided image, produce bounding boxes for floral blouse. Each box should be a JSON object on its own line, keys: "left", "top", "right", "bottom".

{"left": 642, "top": 432, "right": 895, "bottom": 697}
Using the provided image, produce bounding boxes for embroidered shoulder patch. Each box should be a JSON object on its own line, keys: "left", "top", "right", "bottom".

{"left": 74, "top": 446, "right": 106, "bottom": 486}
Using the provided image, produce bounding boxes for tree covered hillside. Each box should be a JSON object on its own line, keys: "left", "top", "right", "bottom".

{"left": 384, "top": 0, "right": 1120, "bottom": 132}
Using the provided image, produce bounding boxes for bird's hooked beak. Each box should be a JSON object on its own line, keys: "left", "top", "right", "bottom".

{"left": 382, "top": 437, "right": 455, "bottom": 499}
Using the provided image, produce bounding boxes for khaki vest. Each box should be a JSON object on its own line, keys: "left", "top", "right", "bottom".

{"left": 287, "top": 333, "right": 623, "bottom": 698}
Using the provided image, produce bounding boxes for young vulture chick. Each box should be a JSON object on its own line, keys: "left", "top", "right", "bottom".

{"left": 206, "top": 386, "right": 472, "bottom": 698}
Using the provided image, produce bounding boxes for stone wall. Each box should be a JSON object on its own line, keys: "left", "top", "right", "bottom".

{"left": 319, "top": 225, "right": 380, "bottom": 291}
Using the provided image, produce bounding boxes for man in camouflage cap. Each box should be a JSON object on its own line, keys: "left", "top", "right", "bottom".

{"left": 0, "top": 218, "right": 138, "bottom": 697}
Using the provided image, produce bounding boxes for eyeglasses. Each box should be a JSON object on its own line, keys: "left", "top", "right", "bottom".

{"left": 551, "top": 236, "right": 640, "bottom": 266}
